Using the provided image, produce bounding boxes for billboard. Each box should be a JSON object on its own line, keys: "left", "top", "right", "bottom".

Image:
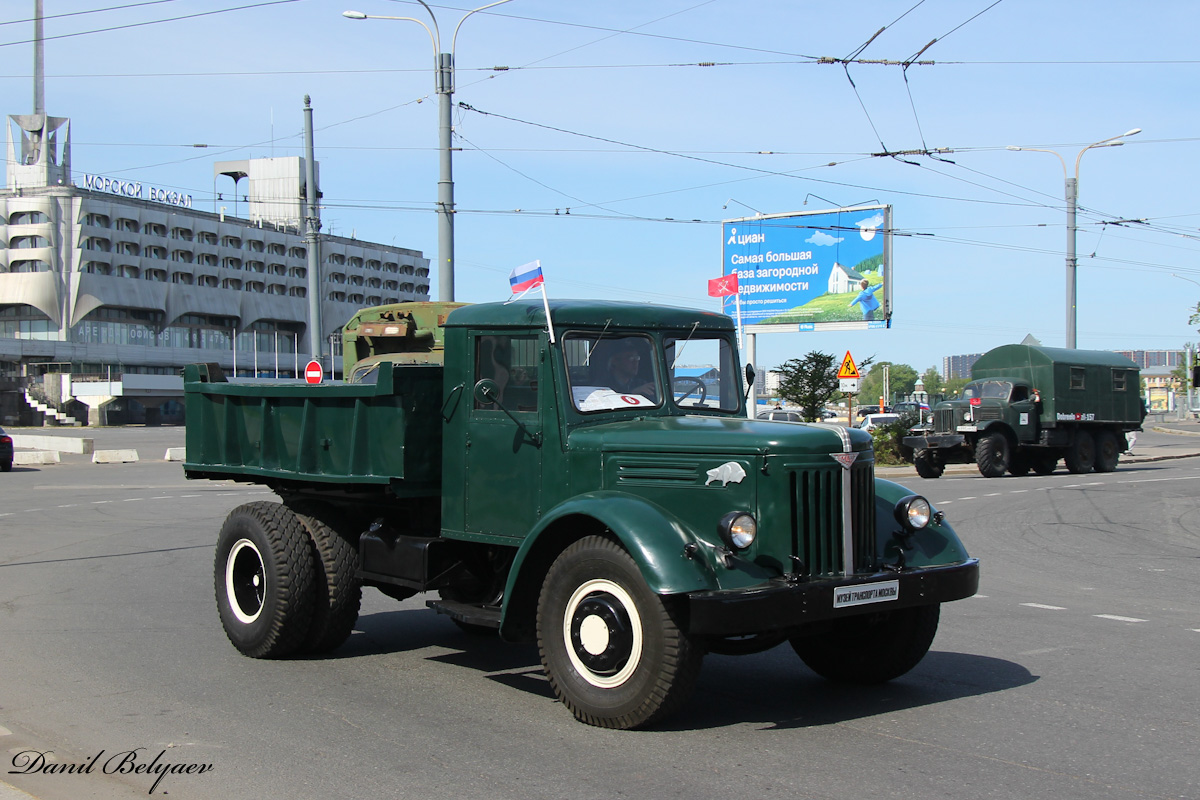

{"left": 721, "top": 205, "right": 892, "bottom": 333}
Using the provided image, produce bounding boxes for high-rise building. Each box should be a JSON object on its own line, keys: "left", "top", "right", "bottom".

{"left": 1, "top": 13, "right": 428, "bottom": 425}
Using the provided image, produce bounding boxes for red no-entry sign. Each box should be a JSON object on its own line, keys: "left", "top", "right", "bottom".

{"left": 304, "top": 360, "right": 323, "bottom": 384}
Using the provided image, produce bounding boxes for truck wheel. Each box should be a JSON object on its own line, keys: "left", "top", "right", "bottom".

{"left": 1064, "top": 431, "right": 1095, "bottom": 474}
{"left": 975, "top": 431, "right": 1010, "bottom": 478}
{"left": 214, "top": 502, "right": 316, "bottom": 659}
{"left": 1094, "top": 430, "right": 1120, "bottom": 472}
{"left": 1032, "top": 453, "right": 1058, "bottom": 475}
{"left": 537, "top": 536, "right": 702, "bottom": 729}
{"left": 1, "top": 460, "right": 11, "bottom": 472}
{"left": 790, "top": 604, "right": 940, "bottom": 684}
{"left": 294, "top": 505, "right": 363, "bottom": 654}
{"left": 914, "top": 451, "right": 944, "bottom": 479}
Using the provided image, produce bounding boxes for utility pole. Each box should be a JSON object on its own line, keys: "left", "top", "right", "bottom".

{"left": 303, "top": 96, "right": 323, "bottom": 371}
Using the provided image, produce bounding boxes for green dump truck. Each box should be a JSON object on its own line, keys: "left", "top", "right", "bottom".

{"left": 903, "top": 344, "right": 1146, "bottom": 479}
{"left": 185, "top": 299, "right": 979, "bottom": 729}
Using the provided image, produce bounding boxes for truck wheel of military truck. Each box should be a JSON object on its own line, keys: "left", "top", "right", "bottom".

{"left": 1007, "top": 452, "right": 1031, "bottom": 476}
{"left": 914, "top": 450, "right": 944, "bottom": 479}
{"left": 536, "top": 535, "right": 703, "bottom": 729}
{"left": 975, "top": 431, "right": 1010, "bottom": 478}
{"left": 291, "top": 503, "right": 363, "bottom": 654}
{"left": 1031, "top": 453, "right": 1058, "bottom": 475}
{"left": 789, "top": 604, "right": 941, "bottom": 684}
{"left": 1064, "top": 431, "right": 1096, "bottom": 474}
{"left": 1093, "top": 430, "right": 1120, "bottom": 473}
{"left": 214, "top": 502, "right": 317, "bottom": 659}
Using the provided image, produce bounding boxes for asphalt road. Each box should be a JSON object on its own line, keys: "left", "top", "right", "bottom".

{"left": 1, "top": 428, "right": 1198, "bottom": 800}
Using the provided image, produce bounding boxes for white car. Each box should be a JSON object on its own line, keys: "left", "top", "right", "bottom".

{"left": 857, "top": 413, "right": 900, "bottom": 432}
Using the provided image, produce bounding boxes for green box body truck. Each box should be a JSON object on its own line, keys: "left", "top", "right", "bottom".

{"left": 903, "top": 344, "right": 1146, "bottom": 479}
{"left": 185, "top": 299, "right": 978, "bottom": 728}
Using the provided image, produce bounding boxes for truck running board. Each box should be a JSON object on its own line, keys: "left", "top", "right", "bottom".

{"left": 427, "top": 599, "right": 502, "bottom": 629}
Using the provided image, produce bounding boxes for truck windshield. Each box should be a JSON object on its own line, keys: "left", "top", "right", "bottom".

{"left": 563, "top": 333, "right": 662, "bottom": 413}
{"left": 962, "top": 380, "right": 1013, "bottom": 400}
{"left": 664, "top": 334, "right": 739, "bottom": 412}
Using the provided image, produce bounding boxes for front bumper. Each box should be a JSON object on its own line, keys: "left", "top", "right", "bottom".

{"left": 902, "top": 433, "right": 968, "bottom": 450}
{"left": 687, "top": 559, "right": 979, "bottom": 636}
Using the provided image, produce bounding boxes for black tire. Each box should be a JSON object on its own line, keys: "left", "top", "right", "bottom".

{"left": 1032, "top": 453, "right": 1058, "bottom": 475}
{"left": 0, "top": 460, "right": 11, "bottom": 472}
{"left": 914, "top": 451, "right": 944, "bottom": 479}
{"left": 1007, "top": 451, "right": 1031, "bottom": 476}
{"left": 790, "top": 604, "right": 940, "bottom": 684}
{"left": 537, "top": 536, "right": 702, "bottom": 729}
{"left": 975, "top": 431, "right": 1010, "bottom": 478}
{"left": 1064, "top": 431, "right": 1095, "bottom": 474}
{"left": 293, "top": 505, "right": 362, "bottom": 654}
{"left": 214, "top": 501, "right": 316, "bottom": 659}
{"left": 1094, "top": 430, "right": 1120, "bottom": 473}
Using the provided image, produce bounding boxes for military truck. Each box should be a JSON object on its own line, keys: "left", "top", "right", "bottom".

{"left": 903, "top": 344, "right": 1145, "bottom": 479}
{"left": 185, "top": 299, "right": 979, "bottom": 729}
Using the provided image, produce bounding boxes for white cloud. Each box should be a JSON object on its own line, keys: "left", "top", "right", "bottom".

{"left": 856, "top": 213, "right": 884, "bottom": 230}
{"left": 807, "top": 231, "right": 844, "bottom": 246}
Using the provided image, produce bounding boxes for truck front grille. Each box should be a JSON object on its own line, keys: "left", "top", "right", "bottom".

{"left": 934, "top": 408, "right": 957, "bottom": 433}
{"left": 788, "top": 461, "right": 876, "bottom": 576}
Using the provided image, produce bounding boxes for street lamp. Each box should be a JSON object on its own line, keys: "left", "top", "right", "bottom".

{"left": 1007, "top": 128, "right": 1141, "bottom": 349}
{"left": 344, "top": 0, "right": 513, "bottom": 302}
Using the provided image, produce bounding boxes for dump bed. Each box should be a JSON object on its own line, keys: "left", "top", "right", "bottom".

{"left": 183, "top": 361, "right": 443, "bottom": 494}
{"left": 971, "top": 344, "right": 1142, "bottom": 428}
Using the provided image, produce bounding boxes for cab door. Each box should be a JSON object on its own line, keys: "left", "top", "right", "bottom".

{"left": 1010, "top": 384, "right": 1038, "bottom": 443}
{"left": 463, "top": 333, "right": 543, "bottom": 539}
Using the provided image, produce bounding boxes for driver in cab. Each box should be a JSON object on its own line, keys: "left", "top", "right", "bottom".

{"left": 607, "top": 339, "right": 657, "bottom": 400}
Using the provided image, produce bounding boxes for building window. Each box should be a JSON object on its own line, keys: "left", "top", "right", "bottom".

{"left": 83, "top": 261, "right": 113, "bottom": 276}
{"left": 115, "top": 218, "right": 140, "bottom": 233}
{"left": 145, "top": 223, "right": 168, "bottom": 237}
{"left": 288, "top": 286, "right": 307, "bottom": 298}
{"left": 246, "top": 240, "right": 265, "bottom": 253}
{"left": 221, "top": 236, "right": 242, "bottom": 249}
{"left": 10, "top": 210, "right": 49, "bottom": 225}
{"left": 268, "top": 243, "right": 286, "bottom": 256}
{"left": 9, "top": 259, "right": 51, "bottom": 273}
{"left": 328, "top": 272, "right": 346, "bottom": 285}
{"left": 84, "top": 213, "right": 111, "bottom": 228}
{"left": 383, "top": 262, "right": 399, "bottom": 274}
{"left": 82, "top": 237, "right": 111, "bottom": 252}
{"left": 198, "top": 231, "right": 218, "bottom": 245}
{"left": 199, "top": 275, "right": 219, "bottom": 288}
{"left": 246, "top": 260, "right": 266, "bottom": 273}
{"left": 144, "top": 268, "right": 168, "bottom": 282}
{"left": 328, "top": 291, "right": 346, "bottom": 302}
{"left": 117, "top": 265, "right": 140, "bottom": 279}
{"left": 1070, "top": 367, "right": 1086, "bottom": 390}
{"left": 222, "top": 257, "right": 242, "bottom": 270}
{"left": 9, "top": 235, "right": 51, "bottom": 249}
{"left": 115, "top": 241, "right": 140, "bottom": 256}
{"left": 367, "top": 259, "right": 381, "bottom": 271}
{"left": 171, "top": 250, "right": 195, "bottom": 263}
{"left": 268, "top": 283, "right": 287, "bottom": 295}
{"left": 222, "top": 278, "right": 242, "bottom": 290}
{"left": 288, "top": 266, "right": 307, "bottom": 279}
{"left": 171, "top": 227, "right": 193, "bottom": 241}
{"left": 199, "top": 253, "right": 219, "bottom": 267}
{"left": 269, "top": 263, "right": 287, "bottom": 276}
{"left": 288, "top": 246, "right": 306, "bottom": 259}
{"left": 245, "top": 281, "right": 266, "bottom": 293}
{"left": 145, "top": 246, "right": 167, "bottom": 260}
{"left": 172, "top": 272, "right": 195, "bottom": 285}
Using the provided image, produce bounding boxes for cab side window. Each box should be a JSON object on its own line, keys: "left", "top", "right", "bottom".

{"left": 474, "top": 334, "right": 539, "bottom": 411}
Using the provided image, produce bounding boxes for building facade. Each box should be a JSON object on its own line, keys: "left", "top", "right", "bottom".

{"left": 2, "top": 109, "right": 429, "bottom": 425}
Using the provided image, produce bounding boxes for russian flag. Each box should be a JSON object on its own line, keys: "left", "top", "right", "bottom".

{"left": 509, "top": 260, "right": 544, "bottom": 294}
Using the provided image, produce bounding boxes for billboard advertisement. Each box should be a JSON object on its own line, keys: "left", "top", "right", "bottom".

{"left": 721, "top": 205, "right": 892, "bottom": 333}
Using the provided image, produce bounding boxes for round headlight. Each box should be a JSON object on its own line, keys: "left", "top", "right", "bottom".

{"left": 894, "top": 495, "right": 932, "bottom": 530}
{"left": 718, "top": 511, "right": 757, "bottom": 550}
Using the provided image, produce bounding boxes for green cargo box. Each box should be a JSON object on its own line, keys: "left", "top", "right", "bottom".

{"left": 182, "top": 361, "right": 443, "bottom": 493}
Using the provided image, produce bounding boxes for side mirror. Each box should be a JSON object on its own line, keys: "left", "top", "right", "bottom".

{"left": 472, "top": 378, "right": 499, "bottom": 406}
{"left": 744, "top": 363, "right": 756, "bottom": 387}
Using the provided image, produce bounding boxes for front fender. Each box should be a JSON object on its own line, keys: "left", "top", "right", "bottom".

{"left": 497, "top": 491, "right": 719, "bottom": 641}
{"left": 873, "top": 478, "right": 972, "bottom": 568}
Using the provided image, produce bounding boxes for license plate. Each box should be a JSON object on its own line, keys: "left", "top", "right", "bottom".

{"left": 834, "top": 580, "right": 899, "bottom": 609}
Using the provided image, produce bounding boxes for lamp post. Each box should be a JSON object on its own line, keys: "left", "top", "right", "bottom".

{"left": 1007, "top": 128, "right": 1141, "bottom": 349}
{"left": 344, "top": 0, "right": 513, "bottom": 302}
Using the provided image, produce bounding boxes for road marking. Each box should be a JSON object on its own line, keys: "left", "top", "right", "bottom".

{"left": 983, "top": 492, "right": 1002, "bottom": 497}
{"left": 971, "top": 594, "right": 988, "bottom": 598}
{"left": 1022, "top": 603, "right": 1067, "bottom": 610}
{"left": 1094, "top": 614, "right": 1147, "bottom": 623}
{"left": 959, "top": 496, "right": 976, "bottom": 501}
{"left": 1019, "top": 648, "right": 1059, "bottom": 656}
{"left": 1010, "top": 489, "right": 1029, "bottom": 494}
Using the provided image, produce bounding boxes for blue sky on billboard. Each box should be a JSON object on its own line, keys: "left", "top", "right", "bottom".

{"left": 2, "top": 1, "right": 1199, "bottom": 376}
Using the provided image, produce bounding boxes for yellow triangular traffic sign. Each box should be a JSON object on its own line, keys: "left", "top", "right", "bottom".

{"left": 837, "top": 351, "right": 860, "bottom": 379}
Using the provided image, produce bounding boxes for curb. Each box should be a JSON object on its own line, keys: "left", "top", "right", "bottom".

{"left": 92, "top": 449, "right": 139, "bottom": 464}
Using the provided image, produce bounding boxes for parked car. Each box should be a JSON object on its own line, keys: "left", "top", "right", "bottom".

{"left": 0, "top": 426, "right": 13, "bottom": 472}
{"left": 857, "top": 413, "right": 901, "bottom": 432}
{"left": 892, "top": 401, "right": 930, "bottom": 416}
{"left": 856, "top": 405, "right": 891, "bottom": 419}
{"left": 757, "top": 409, "right": 804, "bottom": 422}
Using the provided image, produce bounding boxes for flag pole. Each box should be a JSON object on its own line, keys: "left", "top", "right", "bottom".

{"left": 540, "top": 282, "right": 556, "bottom": 344}
{"left": 735, "top": 291, "right": 744, "bottom": 352}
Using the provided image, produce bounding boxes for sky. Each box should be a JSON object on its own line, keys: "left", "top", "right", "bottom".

{"left": 3, "top": 0, "right": 1199, "bottom": 377}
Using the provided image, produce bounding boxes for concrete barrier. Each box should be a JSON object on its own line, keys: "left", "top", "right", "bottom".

{"left": 92, "top": 449, "right": 139, "bottom": 464}
{"left": 13, "top": 450, "right": 61, "bottom": 465}
{"left": 10, "top": 435, "right": 94, "bottom": 455}
{"left": 164, "top": 447, "right": 186, "bottom": 462}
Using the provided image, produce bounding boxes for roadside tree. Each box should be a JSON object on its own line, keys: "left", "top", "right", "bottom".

{"left": 776, "top": 352, "right": 839, "bottom": 421}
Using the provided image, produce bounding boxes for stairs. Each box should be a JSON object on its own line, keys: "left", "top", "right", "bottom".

{"left": 23, "top": 390, "right": 83, "bottom": 426}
